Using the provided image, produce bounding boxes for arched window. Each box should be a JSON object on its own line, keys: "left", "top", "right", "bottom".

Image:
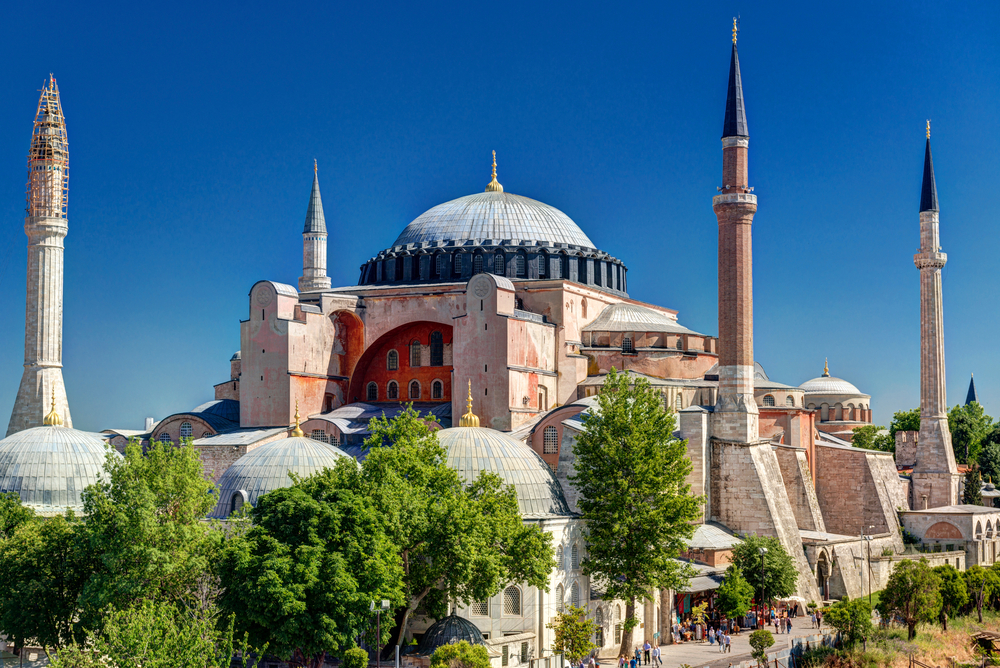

{"left": 367, "top": 382, "right": 378, "bottom": 401}
{"left": 311, "top": 429, "right": 328, "bottom": 443}
{"left": 430, "top": 331, "right": 444, "bottom": 366}
{"left": 411, "top": 255, "right": 420, "bottom": 281}
{"left": 387, "top": 349, "right": 399, "bottom": 370}
{"left": 179, "top": 422, "right": 193, "bottom": 438}
{"left": 432, "top": 380, "right": 443, "bottom": 400}
{"left": 553, "top": 254, "right": 564, "bottom": 279}
{"left": 230, "top": 492, "right": 244, "bottom": 515}
{"left": 581, "top": 298, "right": 588, "bottom": 318}
{"left": 330, "top": 434, "right": 341, "bottom": 447}
{"left": 387, "top": 381, "right": 399, "bottom": 400}
{"left": 410, "top": 340, "right": 421, "bottom": 367}
{"left": 409, "top": 380, "right": 420, "bottom": 399}
{"left": 539, "top": 252, "right": 547, "bottom": 278}
{"left": 556, "top": 545, "right": 563, "bottom": 569}
{"left": 607, "top": 263, "right": 613, "bottom": 287}
{"left": 578, "top": 257, "right": 587, "bottom": 282}
{"left": 786, "top": 395, "right": 795, "bottom": 407}
{"left": 556, "top": 583, "right": 565, "bottom": 612}
{"left": 675, "top": 394, "right": 683, "bottom": 411}
{"left": 988, "top": 522, "right": 994, "bottom": 540}
{"left": 622, "top": 337, "right": 634, "bottom": 354}
{"left": 596, "top": 607, "right": 603, "bottom": 626}
{"left": 763, "top": 395, "right": 776, "bottom": 407}
{"left": 471, "top": 600, "right": 489, "bottom": 616}
{"left": 493, "top": 252, "right": 505, "bottom": 275}
{"left": 453, "top": 252, "right": 464, "bottom": 277}
{"left": 571, "top": 581, "right": 580, "bottom": 608}
{"left": 202, "top": 432, "right": 211, "bottom": 438}
{"left": 571, "top": 544, "right": 580, "bottom": 570}
{"left": 158, "top": 432, "right": 171, "bottom": 444}
{"left": 976, "top": 522, "right": 983, "bottom": 539}
{"left": 503, "top": 586, "right": 521, "bottom": 615}
{"left": 473, "top": 253, "right": 484, "bottom": 275}
{"left": 593, "top": 261, "right": 602, "bottom": 286}
{"left": 543, "top": 426, "right": 559, "bottom": 454}
{"left": 516, "top": 252, "right": 526, "bottom": 277}
{"left": 432, "top": 252, "right": 443, "bottom": 278}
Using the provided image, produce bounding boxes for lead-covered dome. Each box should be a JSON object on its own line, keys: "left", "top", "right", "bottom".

{"left": 209, "top": 435, "right": 355, "bottom": 518}
{"left": 437, "top": 426, "right": 572, "bottom": 518}
{"left": 800, "top": 375, "right": 863, "bottom": 395}
{"left": 0, "top": 425, "right": 118, "bottom": 514}
{"left": 393, "top": 192, "right": 596, "bottom": 249}
{"left": 415, "top": 614, "right": 485, "bottom": 656}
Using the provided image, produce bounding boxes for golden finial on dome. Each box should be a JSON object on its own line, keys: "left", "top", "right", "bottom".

{"left": 314, "top": 158, "right": 318, "bottom": 174}
{"left": 732, "top": 17, "right": 738, "bottom": 45}
{"left": 822, "top": 358, "right": 830, "bottom": 377}
{"left": 926, "top": 120, "right": 931, "bottom": 139}
{"left": 290, "top": 400, "right": 304, "bottom": 437}
{"left": 459, "top": 380, "right": 481, "bottom": 427}
{"left": 485, "top": 151, "right": 504, "bottom": 193}
{"left": 43, "top": 388, "right": 62, "bottom": 426}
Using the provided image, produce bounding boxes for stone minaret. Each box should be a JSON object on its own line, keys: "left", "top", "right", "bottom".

{"left": 911, "top": 123, "right": 959, "bottom": 509}
{"left": 712, "top": 23, "right": 759, "bottom": 443}
{"left": 298, "top": 160, "right": 331, "bottom": 291}
{"left": 7, "top": 76, "right": 72, "bottom": 435}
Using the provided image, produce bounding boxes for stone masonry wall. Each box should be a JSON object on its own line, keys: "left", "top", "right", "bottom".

{"left": 773, "top": 445, "right": 826, "bottom": 532}
{"left": 815, "top": 444, "right": 905, "bottom": 537}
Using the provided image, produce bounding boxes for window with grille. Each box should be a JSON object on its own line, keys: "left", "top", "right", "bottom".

{"left": 621, "top": 337, "right": 634, "bottom": 354}
{"left": 230, "top": 492, "right": 244, "bottom": 515}
{"left": 520, "top": 643, "right": 528, "bottom": 663}
{"left": 387, "top": 350, "right": 399, "bottom": 370}
{"left": 430, "top": 331, "right": 443, "bottom": 366}
{"left": 556, "top": 583, "right": 564, "bottom": 611}
{"left": 388, "top": 381, "right": 399, "bottom": 400}
{"left": 367, "top": 382, "right": 378, "bottom": 401}
{"left": 615, "top": 624, "right": 622, "bottom": 643}
{"left": 596, "top": 608, "right": 603, "bottom": 625}
{"left": 763, "top": 394, "right": 775, "bottom": 407}
{"left": 539, "top": 253, "right": 547, "bottom": 277}
{"left": 409, "top": 380, "right": 420, "bottom": 400}
{"left": 786, "top": 395, "right": 795, "bottom": 406}
{"left": 158, "top": 433, "right": 171, "bottom": 443}
{"left": 436, "top": 253, "right": 446, "bottom": 277}
{"left": 552, "top": 256, "right": 562, "bottom": 279}
{"left": 494, "top": 253, "right": 505, "bottom": 275}
{"left": 410, "top": 341, "right": 421, "bottom": 367}
{"left": 571, "top": 544, "right": 579, "bottom": 570}
{"left": 503, "top": 587, "right": 521, "bottom": 615}
{"left": 516, "top": 253, "right": 526, "bottom": 277}
{"left": 473, "top": 254, "right": 484, "bottom": 275}
{"left": 331, "top": 434, "right": 341, "bottom": 447}
{"left": 179, "top": 422, "right": 193, "bottom": 438}
{"left": 453, "top": 253, "right": 463, "bottom": 276}
{"left": 432, "top": 380, "right": 443, "bottom": 400}
{"left": 571, "top": 582, "right": 580, "bottom": 608}
{"left": 202, "top": 432, "right": 211, "bottom": 438}
{"left": 556, "top": 545, "right": 563, "bottom": 569}
{"left": 471, "top": 600, "right": 489, "bottom": 616}
{"left": 543, "top": 426, "right": 559, "bottom": 454}
{"left": 311, "top": 429, "right": 328, "bottom": 443}
{"left": 502, "top": 646, "right": 509, "bottom": 667}
{"left": 579, "top": 258, "right": 587, "bottom": 282}
{"left": 675, "top": 394, "right": 683, "bottom": 411}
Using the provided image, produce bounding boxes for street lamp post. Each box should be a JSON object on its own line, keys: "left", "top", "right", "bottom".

{"left": 372, "top": 599, "right": 391, "bottom": 668}
{"left": 759, "top": 547, "right": 768, "bottom": 629}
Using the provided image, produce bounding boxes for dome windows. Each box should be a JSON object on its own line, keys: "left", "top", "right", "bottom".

{"left": 763, "top": 394, "right": 776, "bottom": 407}
{"left": 473, "top": 253, "right": 484, "bottom": 275}
{"left": 494, "top": 252, "right": 505, "bottom": 275}
{"left": 515, "top": 252, "right": 526, "bottom": 277}
{"left": 180, "top": 422, "right": 193, "bottom": 438}
{"left": 786, "top": 395, "right": 795, "bottom": 407}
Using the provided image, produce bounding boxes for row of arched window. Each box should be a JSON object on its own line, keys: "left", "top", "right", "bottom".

{"left": 387, "top": 333, "right": 445, "bottom": 370}
{"left": 468, "top": 585, "right": 525, "bottom": 617}
{"left": 157, "top": 421, "right": 211, "bottom": 443}
{"left": 555, "top": 543, "right": 582, "bottom": 570}
{"left": 310, "top": 429, "right": 341, "bottom": 447}
{"left": 366, "top": 379, "right": 444, "bottom": 402}
{"left": 554, "top": 581, "right": 583, "bottom": 611}
{"left": 761, "top": 395, "right": 797, "bottom": 407}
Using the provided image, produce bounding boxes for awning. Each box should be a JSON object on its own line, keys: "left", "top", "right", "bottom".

{"left": 683, "top": 575, "right": 724, "bottom": 592}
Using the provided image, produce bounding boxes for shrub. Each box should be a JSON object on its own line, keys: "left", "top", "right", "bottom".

{"left": 430, "top": 640, "right": 491, "bottom": 668}
{"left": 749, "top": 630, "right": 775, "bottom": 666}
{"left": 343, "top": 646, "right": 369, "bottom": 668}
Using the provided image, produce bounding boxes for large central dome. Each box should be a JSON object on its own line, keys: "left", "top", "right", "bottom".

{"left": 392, "top": 191, "right": 596, "bottom": 249}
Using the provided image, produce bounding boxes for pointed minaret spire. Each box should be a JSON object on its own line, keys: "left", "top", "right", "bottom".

{"left": 920, "top": 121, "right": 938, "bottom": 212}
{"left": 966, "top": 373, "right": 979, "bottom": 406}
{"left": 298, "top": 161, "right": 331, "bottom": 291}
{"left": 723, "top": 19, "right": 748, "bottom": 139}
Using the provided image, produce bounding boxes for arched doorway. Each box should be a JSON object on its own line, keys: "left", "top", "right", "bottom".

{"left": 816, "top": 551, "right": 830, "bottom": 601}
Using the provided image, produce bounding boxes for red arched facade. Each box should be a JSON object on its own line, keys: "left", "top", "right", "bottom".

{"left": 348, "top": 322, "right": 453, "bottom": 404}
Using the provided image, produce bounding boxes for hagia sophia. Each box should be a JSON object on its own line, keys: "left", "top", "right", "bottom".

{"left": 0, "top": 24, "right": 985, "bottom": 665}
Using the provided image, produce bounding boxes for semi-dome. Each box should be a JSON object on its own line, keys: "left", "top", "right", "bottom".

{"left": 393, "top": 191, "right": 596, "bottom": 249}
{"left": 415, "top": 614, "right": 485, "bottom": 656}
{"left": 209, "top": 434, "right": 355, "bottom": 518}
{"left": 0, "top": 425, "right": 118, "bottom": 514}
{"left": 437, "top": 425, "right": 572, "bottom": 518}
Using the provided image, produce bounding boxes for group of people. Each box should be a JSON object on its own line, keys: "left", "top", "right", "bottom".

{"left": 707, "top": 627, "right": 732, "bottom": 652}
{"left": 616, "top": 641, "right": 661, "bottom": 668}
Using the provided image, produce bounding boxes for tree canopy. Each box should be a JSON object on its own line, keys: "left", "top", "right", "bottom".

{"left": 547, "top": 605, "right": 597, "bottom": 663}
{"left": 569, "top": 368, "right": 702, "bottom": 655}
{"left": 949, "top": 402, "right": 994, "bottom": 465}
{"left": 933, "top": 564, "right": 969, "bottom": 617}
{"left": 889, "top": 409, "right": 921, "bottom": 441}
{"left": 730, "top": 535, "right": 798, "bottom": 605}
{"left": 823, "top": 597, "right": 873, "bottom": 648}
{"left": 851, "top": 425, "right": 893, "bottom": 452}
{"left": 430, "top": 641, "right": 491, "bottom": 668}
{"left": 964, "top": 464, "right": 984, "bottom": 506}
{"left": 879, "top": 559, "right": 942, "bottom": 639}
{"left": 716, "top": 565, "right": 755, "bottom": 619}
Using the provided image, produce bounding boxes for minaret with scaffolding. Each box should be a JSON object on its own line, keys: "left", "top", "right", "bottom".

{"left": 7, "top": 75, "right": 72, "bottom": 435}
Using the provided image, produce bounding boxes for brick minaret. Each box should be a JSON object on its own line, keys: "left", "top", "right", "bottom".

{"left": 712, "top": 28, "right": 758, "bottom": 442}
{"left": 911, "top": 124, "right": 959, "bottom": 509}
{"left": 7, "top": 76, "right": 72, "bottom": 435}
{"left": 299, "top": 160, "right": 331, "bottom": 291}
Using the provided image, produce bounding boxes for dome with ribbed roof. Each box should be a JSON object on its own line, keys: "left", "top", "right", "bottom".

{"left": 799, "top": 376, "right": 864, "bottom": 396}
{"left": 415, "top": 614, "right": 485, "bottom": 656}
{"left": 436, "top": 426, "right": 572, "bottom": 518}
{"left": 209, "top": 435, "right": 356, "bottom": 518}
{"left": 0, "top": 425, "right": 119, "bottom": 514}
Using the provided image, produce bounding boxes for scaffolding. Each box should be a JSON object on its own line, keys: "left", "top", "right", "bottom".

{"left": 25, "top": 74, "right": 68, "bottom": 219}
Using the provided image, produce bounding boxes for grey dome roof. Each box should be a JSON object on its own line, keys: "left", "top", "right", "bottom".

{"left": 799, "top": 376, "right": 864, "bottom": 396}
{"left": 415, "top": 614, "right": 485, "bottom": 656}
{"left": 437, "top": 426, "right": 572, "bottom": 518}
{"left": 209, "top": 435, "right": 355, "bottom": 518}
{"left": 392, "top": 191, "right": 596, "bottom": 249}
{"left": 0, "top": 426, "right": 119, "bottom": 514}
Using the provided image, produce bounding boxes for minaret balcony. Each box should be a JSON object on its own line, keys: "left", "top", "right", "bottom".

{"left": 914, "top": 252, "right": 947, "bottom": 269}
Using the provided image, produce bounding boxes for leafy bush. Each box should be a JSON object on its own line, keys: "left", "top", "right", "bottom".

{"left": 343, "top": 647, "right": 369, "bottom": 668}
{"left": 749, "top": 630, "right": 774, "bottom": 666}
{"left": 430, "top": 641, "right": 491, "bottom": 668}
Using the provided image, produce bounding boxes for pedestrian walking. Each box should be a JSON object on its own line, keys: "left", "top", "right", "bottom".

{"left": 629, "top": 656, "right": 636, "bottom": 668}
{"left": 618, "top": 656, "right": 625, "bottom": 668}
{"left": 708, "top": 627, "right": 715, "bottom": 645}
{"left": 643, "top": 641, "right": 651, "bottom": 664}
{"left": 786, "top": 617, "right": 792, "bottom": 634}
{"left": 719, "top": 632, "right": 726, "bottom": 653}
{"left": 652, "top": 646, "right": 661, "bottom": 666}
{"left": 725, "top": 633, "right": 732, "bottom": 653}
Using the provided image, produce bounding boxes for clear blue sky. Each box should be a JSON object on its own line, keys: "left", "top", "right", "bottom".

{"left": 0, "top": 1, "right": 996, "bottom": 431}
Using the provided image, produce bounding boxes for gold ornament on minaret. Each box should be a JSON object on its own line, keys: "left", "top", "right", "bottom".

{"left": 926, "top": 120, "right": 931, "bottom": 139}
{"left": 460, "top": 380, "right": 481, "bottom": 427}
{"left": 822, "top": 358, "right": 830, "bottom": 377}
{"left": 290, "top": 400, "right": 304, "bottom": 437}
{"left": 732, "top": 17, "right": 738, "bottom": 45}
{"left": 43, "top": 388, "right": 62, "bottom": 427}
{"left": 485, "top": 151, "right": 504, "bottom": 193}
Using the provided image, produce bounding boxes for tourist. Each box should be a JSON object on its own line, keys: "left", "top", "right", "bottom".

{"left": 619, "top": 656, "right": 625, "bottom": 668}
{"left": 643, "top": 640, "right": 651, "bottom": 664}
{"left": 719, "top": 631, "right": 726, "bottom": 653}
{"left": 786, "top": 616, "right": 792, "bottom": 635}
{"left": 652, "top": 645, "right": 661, "bottom": 666}
{"left": 629, "top": 654, "right": 636, "bottom": 668}
{"left": 634, "top": 647, "right": 641, "bottom": 667}
{"left": 725, "top": 633, "right": 732, "bottom": 653}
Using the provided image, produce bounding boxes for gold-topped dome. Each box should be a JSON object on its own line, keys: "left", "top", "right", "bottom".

{"left": 459, "top": 380, "right": 480, "bottom": 428}
{"left": 42, "top": 389, "right": 63, "bottom": 427}
{"left": 290, "top": 400, "right": 304, "bottom": 438}
{"left": 485, "top": 151, "right": 503, "bottom": 193}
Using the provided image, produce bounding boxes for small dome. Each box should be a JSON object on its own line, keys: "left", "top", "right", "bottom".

{"left": 208, "top": 435, "right": 355, "bottom": 518}
{"left": 415, "top": 614, "right": 485, "bottom": 656}
{"left": 436, "top": 426, "right": 572, "bottom": 517}
{"left": 0, "top": 426, "right": 119, "bottom": 514}
{"left": 799, "top": 376, "right": 863, "bottom": 396}
{"left": 392, "top": 191, "right": 595, "bottom": 249}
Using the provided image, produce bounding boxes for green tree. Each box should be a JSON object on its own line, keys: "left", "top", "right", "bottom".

{"left": 716, "top": 565, "right": 755, "bottom": 619}
{"left": 342, "top": 647, "right": 370, "bottom": 668}
{"left": 351, "top": 407, "right": 554, "bottom": 651}
{"left": 979, "top": 440, "right": 1000, "bottom": 485}
{"left": 822, "top": 597, "right": 873, "bottom": 648}
{"left": 547, "top": 605, "right": 597, "bottom": 663}
{"left": 569, "top": 368, "right": 702, "bottom": 655}
{"left": 749, "top": 629, "right": 774, "bottom": 667}
{"left": 730, "top": 535, "right": 798, "bottom": 608}
{"left": 217, "top": 462, "right": 404, "bottom": 668}
{"left": 851, "top": 425, "right": 893, "bottom": 452}
{"left": 964, "top": 565, "right": 999, "bottom": 623}
{"left": 430, "top": 640, "right": 491, "bottom": 668}
{"left": 0, "top": 491, "right": 36, "bottom": 539}
{"left": 878, "top": 559, "right": 942, "bottom": 640}
{"left": 933, "top": 564, "right": 969, "bottom": 617}
{"left": 949, "top": 403, "right": 993, "bottom": 465}
{"left": 889, "top": 409, "right": 921, "bottom": 442}
{"left": 964, "top": 464, "right": 984, "bottom": 506}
